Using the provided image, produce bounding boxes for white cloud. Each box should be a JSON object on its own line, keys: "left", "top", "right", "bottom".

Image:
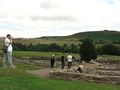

{"left": 0, "top": 0, "right": 120, "bottom": 38}
{"left": 40, "top": 0, "right": 58, "bottom": 9}
{"left": 30, "top": 15, "right": 76, "bottom": 21}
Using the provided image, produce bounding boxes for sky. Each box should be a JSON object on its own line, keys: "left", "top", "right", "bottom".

{"left": 0, "top": 0, "right": 120, "bottom": 38}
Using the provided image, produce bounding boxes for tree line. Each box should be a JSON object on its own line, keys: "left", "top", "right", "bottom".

{"left": 13, "top": 40, "right": 120, "bottom": 56}
{"left": 94, "top": 40, "right": 120, "bottom": 44}
{"left": 12, "top": 39, "right": 120, "bottom": 63}
{"left": 13, "top": 43, "right": 79, "bottom": 53}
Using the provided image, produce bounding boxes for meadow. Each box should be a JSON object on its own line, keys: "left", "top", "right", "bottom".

{"left": 11, "top": 51, "right": 120, "bottom": 62}
{"left": 12, "top": 51, "right": 80, "bottom": 59}
{"left": 0, "top": 56, "right": 120, "bottom": 90}
{"left": 0, "top": 30, "right": 120, "bottom": 90}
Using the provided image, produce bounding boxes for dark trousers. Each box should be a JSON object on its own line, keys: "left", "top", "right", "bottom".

{"left": 68, "top": 62, "right": 72, "bottom": 69}
{"left": 50, "top": 60, "right": 54, "bottom": 68}
{"left": 61, "top": 62, "right": 65, "bottom": 69}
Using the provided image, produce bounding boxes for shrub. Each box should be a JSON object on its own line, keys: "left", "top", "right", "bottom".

{"left": 79, "top": 39, "right": 97, "bottom": 62}
{"left": 98, "top": 44, "right": 120, "bottom": 55}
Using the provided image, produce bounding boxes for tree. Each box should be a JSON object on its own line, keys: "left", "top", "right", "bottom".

{"left": 98, "top": 44, "right": 120, "bottom": 55}
{"left": 62, "top": 44, "right": 71, "bottom": 53}
{"left": 62, "top": 44, "right": 68, "bottom": 52}
{"left": 27, "top": 43, "right": 33, "bottom": 51}
{"left": 79, "top": 39, "right": 97, "bottom": 62}
{"left": 70, "top": 43, "right": 78, "bottom": 53}
{"left": 48, "top": 43, "right": 64, "bottom": 52}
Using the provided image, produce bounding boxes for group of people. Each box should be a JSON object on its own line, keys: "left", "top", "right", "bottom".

{"left": 2, "top": 34, "right": 75, "bottom": 70}
{"left": 2, "top": 34, "right": 74, "bottom": 70}
{"left": 50, "top": 53, "right": 73, "bottom": 69}
{"left": 2, "top": 34, "right": 81, "bottom": 72}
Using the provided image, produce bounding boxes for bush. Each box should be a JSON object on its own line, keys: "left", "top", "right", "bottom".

{"left": 98, "top": 44, "right": 120, "bottom": 55}
{"left": 79, "top": 39, "right": 97, "bottom": 62}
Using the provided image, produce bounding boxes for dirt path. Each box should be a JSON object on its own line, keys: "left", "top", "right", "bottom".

{"left": 26, "top": 67, "right": 67, "bottom": 78}
{"left": 26, "top": 69, "right": 51, "bottom": 78}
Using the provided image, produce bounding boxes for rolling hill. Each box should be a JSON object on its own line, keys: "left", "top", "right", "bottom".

{"left": 69, "top": 30, "right": 120, "bottom": 41}
{"left": 0, "top": 30, "right": 120, "bottom": 48}
{"left": 41, "top": 30, "right": 120, "bottom": 41}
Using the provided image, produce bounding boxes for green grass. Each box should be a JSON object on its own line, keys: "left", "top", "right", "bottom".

{"left": 1, "top": 50, "right": 120, "bottom": 62}
{"left": 0, "top": 76, "right": 119, "bottom": 90}
{"left": 0, "top": 69, "right": 120, "bottom": 90}
{"left": 0, "top": 69, "right": 119, "bottom": 90}
{"left": 0, "top": 57, "right": 41, "bottom": 70}
{"left": 12, "top": 51, "right": 120, "bottom": 62}
{"left": 13, "top": 51, "right": 80, "bottom": 59}
{"left": 0, "top": 57, "right": 120, "bottom": 90}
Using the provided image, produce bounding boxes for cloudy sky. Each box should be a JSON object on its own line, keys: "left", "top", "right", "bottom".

{"left": 0, "top": 0, "right": 120, "bottom": 38}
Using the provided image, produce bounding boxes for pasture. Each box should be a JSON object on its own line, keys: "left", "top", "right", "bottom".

{"left": 0, "top": 56, "right": 120, "bottom": 90}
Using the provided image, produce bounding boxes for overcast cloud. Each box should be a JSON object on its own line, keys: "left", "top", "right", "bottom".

{"left": 0, "top": 0, "right": 120, "bottom": 38}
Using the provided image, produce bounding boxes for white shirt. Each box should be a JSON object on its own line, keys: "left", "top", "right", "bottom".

{"left": 5, "top": 38, "right": 13, "bottom": 52}
{"left": 67, "top": 55, "right": 72, "bottom": 62}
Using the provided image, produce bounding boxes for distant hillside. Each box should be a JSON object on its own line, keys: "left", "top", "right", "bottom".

{"left": 0, "top": 30, "right": 120, "bottom": 49}
{"left": 41, "top": 30, "right": 120, "bottom": 41}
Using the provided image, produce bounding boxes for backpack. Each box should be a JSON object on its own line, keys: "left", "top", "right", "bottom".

{"left": 2, "top": 39, "right": 9, "bottom": 53}
{"left": 2, "top": 46, "right": 8, "bottom": 53}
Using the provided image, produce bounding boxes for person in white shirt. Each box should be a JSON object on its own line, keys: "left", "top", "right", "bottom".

{"left": 3, "top": 34, "right": 15, "bottom": 68}
{"left": 67, "top": 54, "right": 72, "bottom": 69}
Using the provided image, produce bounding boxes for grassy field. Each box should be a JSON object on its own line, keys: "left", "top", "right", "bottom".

{"left": 0, "top": 31, "right": 120, "bottom": 89}
{"left": 1, "top": 50, "right": 120, "bottom": 62}
{"left": 3, "top": 51, "right": 120, "bottom": 61}
{"left": 0, "top": 57, "right": 120, "bottom": 90}
{"left": 12, "top": 51, "right": 80, "bottom": 59}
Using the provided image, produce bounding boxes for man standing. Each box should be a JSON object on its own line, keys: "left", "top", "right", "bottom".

{"left": 3, "top": 34, "right": 15, "bottom": 68}
{"left": 67, "top": 54, "right": 72, "bottom": 69}
{"left": 50, "top": 54, "right": 55, "bottom": 68}
{"left": 61, "top": 55, "right": 65, "bottom": 69}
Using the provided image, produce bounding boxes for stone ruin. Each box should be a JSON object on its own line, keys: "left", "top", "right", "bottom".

{"left": 49, "top": 61, "right": 120, "bottom": 85}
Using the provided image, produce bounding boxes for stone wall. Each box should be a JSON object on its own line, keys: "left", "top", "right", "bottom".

{"left": 49, "top": 71, "right": 120, "bottom": 85}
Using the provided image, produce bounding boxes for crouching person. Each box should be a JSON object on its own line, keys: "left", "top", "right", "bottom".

{"left": 77, "top": 65, "right": 84, "bottom": 73}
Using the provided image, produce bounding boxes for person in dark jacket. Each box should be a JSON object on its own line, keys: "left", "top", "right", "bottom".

{"left": 50, "top": 54, "right": 55, "bottom": 68}
{"left": 61, "top": 55, "right": 65, "bottom": 69}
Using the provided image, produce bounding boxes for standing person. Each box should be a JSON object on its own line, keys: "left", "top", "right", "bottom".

{"left": 61, "top": 55, "right": 65, "bottom": 69}
{"left": 50, "top": 54, "right": 55, "bottom": 68}
{"left": 67, "top": 54, "right": 72, "bottom": 69}
{"left": 3, "top": 34, "right": 15, "bottom": 69}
